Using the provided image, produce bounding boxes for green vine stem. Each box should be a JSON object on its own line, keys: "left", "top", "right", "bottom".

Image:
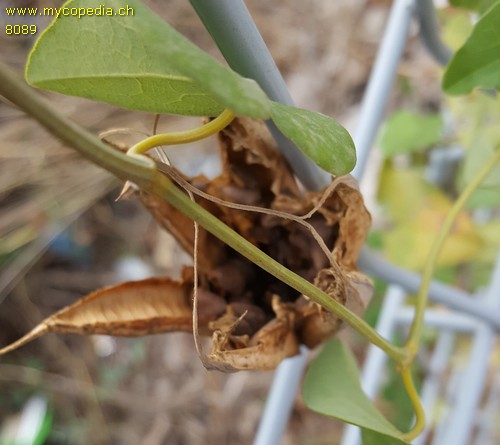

{"left": 399, "top": 145, "right": 500, "bottom": 441}
{"left": 0, "top": 61, "right": 406, "bottom": 363}
{"left": 400, "top": 367, "right": 426, "bottom": 441}
{"left": 404, "top": 146, "right": 500, "bottom": 362}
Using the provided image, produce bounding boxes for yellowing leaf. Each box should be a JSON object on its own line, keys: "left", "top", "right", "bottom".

{"left": 442, "top": 12, "right": 473, "bottom": 51}
{"left": 383, "top": 206, "right": 483, "bottom": 269}
{"left": 378, "top": 165, "right": 428, "bottom": 224}
{"left": 379, "top": 164, "right": 485, "bottom": 269}
{"left": 383, "top": 222, "right": 482, "bottom": 270}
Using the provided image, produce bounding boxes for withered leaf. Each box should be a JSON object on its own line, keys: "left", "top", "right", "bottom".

{"left": 0, "top": 277, "right": 223, "bottom": 355}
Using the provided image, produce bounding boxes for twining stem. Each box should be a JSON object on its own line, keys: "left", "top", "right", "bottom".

{"left": 128, "top": 108, "right": 235, "bottom": 155}
{"left": 404, "top": 147, "right": 500, "bottom": 361}
{"left": 400, "top": 367, "right": 426, "bottom": 441}
{"left": 0, "top": 62, "right": 406, "bottom": 363}
{"left": 398, "top": 148, "right": 500, "bottom": 440}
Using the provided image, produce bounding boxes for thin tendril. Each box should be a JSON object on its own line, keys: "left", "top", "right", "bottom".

{"left": 189, "top": 187, "right": 206, "bottom": 363}
{"left": 127, "top": 108, "right": 235, "bottom": 156}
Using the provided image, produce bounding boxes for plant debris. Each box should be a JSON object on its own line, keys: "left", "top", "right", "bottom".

{"left": 0, "top": 117, "right": 372, "bottom": 371}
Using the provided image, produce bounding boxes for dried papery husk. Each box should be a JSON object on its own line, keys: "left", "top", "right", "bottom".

{"left": 1, "top": 117, "right": 372, "bottom": 371}
{"left": 0, "top": 278, "right": 223, "bottom": 355}
{"left": 139, "top": 117, "right": 372, "bottom": 370}
{"left": 205, "top": 296, "right": 300, "bottom": 371}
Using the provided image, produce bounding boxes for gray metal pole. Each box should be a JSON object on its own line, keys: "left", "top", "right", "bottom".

{"left": 252, "top": 346, "right": 309, "bottom": 445}
{"left": 189, "top": 0, "right": 329, "bottom": 191}
{"left": 187, "top": 3, "right": 315, "bottom": 443}
{"left": 416, "top": 0, "right": 452, "bottom": 66}
{"left": 440, "top": 255, "right": 500, "bottom": 445}
{"left": 351, "top": 0, "right": 416, "bottom": 180}
{"left": 413, "top": 331, "right": 456, "bottom": 445}
{"left": 359, "top": 247, "right": 500, "bottom": 330}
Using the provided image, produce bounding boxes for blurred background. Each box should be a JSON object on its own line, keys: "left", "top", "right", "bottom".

{"left": 1, "top": 0, "right": 498, "bottom": 444}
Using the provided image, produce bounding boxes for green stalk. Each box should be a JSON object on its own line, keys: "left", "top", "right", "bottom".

{"left": 405, "top": 147, "right": 500, "bottom": 360}
{"left": 0, "top": 61, "right": 406, "bottom": 363}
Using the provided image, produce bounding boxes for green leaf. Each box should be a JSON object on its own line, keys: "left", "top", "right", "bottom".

{"left": 270, "top": 102, "right": 356, "bottom": 176}
{"left": 462, "top": 129, "right": 500, "bottom": 189}
{"left": 449, "top": 0, "right": 498, "bottom": 13}
{"left": 26, "top": 0, "right": 271, "bottom": 118}
{"left": 379, "top": 111, "right": 443, "bottom": 157}
{"left": 443, "top": 3, "right": 500, "bottom": 95}
{"left": 303, "top": 339, "right": 410, "bottom": 444}
{"left": 362, "top": 429, "right": 411, "bottom": 445}
{"left": 467, "top": 187, "right": 500, "bottom": 208}
{"left": 34, "top": 407, "right": 53, "bottom": 445}
{"left": 449, "top": 0, "right": 481, "bottom": 10}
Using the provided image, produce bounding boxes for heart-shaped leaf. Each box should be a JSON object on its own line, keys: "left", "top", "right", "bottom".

{"left": 303, "top": 339, "right": 410, "bottom": 444}
{"left": 443, "top": 3, "right": 500, "bottom": 95}
{"left": 270, "top": 102, "right": 356, "bottom": 176}
{"left": 26, "top": 0, "right": 272, "bottom": 118}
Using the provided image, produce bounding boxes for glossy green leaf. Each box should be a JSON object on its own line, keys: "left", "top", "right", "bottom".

{"left": 303, "top": 339, "right": 410, "bottom": 444}
{"left": 379, "top": 111, "right": 442, "bottom": 157}
{"left": 443, "top": 3, "right": 500, "bottom": 95}
{"left": 270, "top": 102, "right": 356, "bottom": 176}
{"left": 26, "top": 0, "right": 271, "bottom": 118}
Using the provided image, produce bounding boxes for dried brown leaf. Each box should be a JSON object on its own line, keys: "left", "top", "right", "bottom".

{"left": 0, "top": 277, "right": 221, "bottom": 355}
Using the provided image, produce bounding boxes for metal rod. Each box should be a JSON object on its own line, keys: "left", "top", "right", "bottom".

{"left": 252, "top": 346, "right": 309, "bottom": 445}
{"left": 416, "top": 0, "right": 452, "bottom": 66}
{"left": 395, "top": 308, "right": 478, "bottom": 332}
{"left": 359, "top": 247, "right": 500, "bottom": 330}
{"left": 413, "top": 331, "right": 456, "bottom": 445}
{"left": 189, "top": 0, "right": 329, "bottom": 191}
{"left": 440, "top": 255, "right": 500, "bottom": 445}
{"left": 351, "top": 0, "right": 416, "bottom": 180}
{"left": 187, "top": 3, "right": 320, "bottom": 443}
